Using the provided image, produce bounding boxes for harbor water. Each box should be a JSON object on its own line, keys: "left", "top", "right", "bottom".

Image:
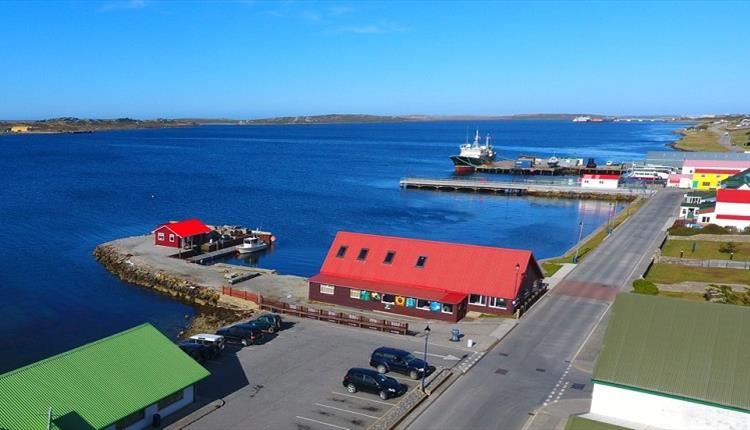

{"left": 0, "top": 120, "right": 684, "bottom": 373}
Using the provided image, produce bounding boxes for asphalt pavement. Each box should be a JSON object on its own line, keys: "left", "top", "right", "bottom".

{"left": 406, "top": 189, "right": 683, "bottom": 430}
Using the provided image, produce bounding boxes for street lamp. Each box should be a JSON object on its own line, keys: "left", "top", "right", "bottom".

{"left": 421, "top": 325, "right": 431, "bottom": 392}
{"left": 573, "top": 221, "right": 584, "bottom": 263}
{"left": 607, "top": 202, "right": 614, "bottom": 234}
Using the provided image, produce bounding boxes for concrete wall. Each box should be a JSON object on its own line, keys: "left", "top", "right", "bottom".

{"left": 590, "top": 383, "right": 749, "bottom": 430}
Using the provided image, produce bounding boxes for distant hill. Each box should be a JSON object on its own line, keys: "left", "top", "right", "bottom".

{"left": 241, "top": 113, "right": 608, "bottom": 125}
{"left": 0, "top": 117, "right": 235, "bottom": 133}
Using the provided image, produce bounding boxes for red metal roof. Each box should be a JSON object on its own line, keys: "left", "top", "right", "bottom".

{"left": 716, "top": 214, "right": 750, "bottom": 221}
{"left": 695, "top": 168, "right": 743, "bottom": 175}
{"left": 309, "top": 274, "right": 465, "bottom": 303}
{"left": 315, "top": 232, "right": 541, "bottom": 300}
{"left": 717, "top": 189, "right": 750, "bottom": 204}
{"left": 152, "top": 219, "right": 212, "bottom": 238}
{"left": 582, "top": 174, "right": 620, "bottom": 180}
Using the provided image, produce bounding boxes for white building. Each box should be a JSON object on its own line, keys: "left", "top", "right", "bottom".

{"left": 712, "top": 188, "right": 750, "bottom": 230}
{"left": 580, "top": 174, "right": 619, "bottom": 189}
{"left": 582, "top": 294, "right": 750, "bottom": 430}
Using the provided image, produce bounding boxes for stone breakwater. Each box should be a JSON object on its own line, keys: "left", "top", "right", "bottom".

{"left": 94, "top": 244, "right": 221, "bottom": 306}
{"left": 93, "top": 243, "right": 254, "bottom": 337}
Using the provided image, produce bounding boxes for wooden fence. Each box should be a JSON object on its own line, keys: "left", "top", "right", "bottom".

{"left": 221, "top": 286, "right": 261, "bottom": 304}
{"left": 260, "top": 298, "right": 410, "bottom": 335}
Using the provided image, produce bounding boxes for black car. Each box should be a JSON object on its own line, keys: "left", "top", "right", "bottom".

{"left": 215, "top": 326, "right": 262, "bottom": 346}
{"left": 370, "top": 347, "right": 430, "bottom": 380}
{"left": 178, "top": 342, "right": 211, "bottom": 363}
{"left": 234, "top": 319, "right": 276, "bottom": 334}
{"left": 254, "top": 313, "right": 282, "bottom": 331}
{"left": 342, "top": 368, "right": 406, "bottom": 400}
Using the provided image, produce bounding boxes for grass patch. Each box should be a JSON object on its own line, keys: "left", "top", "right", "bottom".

{"left": 661, "top": 239, "right": 750, "bottom": 261}
{"left": 645, "top": 263, "right": 750, "bottom": 285}
{"left": 541, "top": 261, "right": 563, "bottom": 277}
{"left": 729, "top": 129, "right": 750, "bottom": 148}
{"left": 657, "top": 291, "right": 707, "bottom": 301}
{"left": 673, "top": 129, "right": 726, "bottom": 152}
{"left": 547, "top": 199, "right": 646, "bottom": 265}
{"left": 633, "top": 279, "right": 658, "bottom": 295}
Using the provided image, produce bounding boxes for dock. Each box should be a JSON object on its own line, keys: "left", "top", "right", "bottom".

{"left": 399, "top": 177, "right": 654, "bottom": 199}
{"left": 186, "top": 246, "right": 237, "bottom": 263}
{"left": 475, "top": 159, "right": 624, "bottom": 176}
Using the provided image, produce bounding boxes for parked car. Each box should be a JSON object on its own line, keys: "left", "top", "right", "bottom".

{"left": 254, "top": 313, "right": 282, "bottom": 331}
{"left": 178, "top": 342, "right": 211, "bottom": 363}
{"left": 188, "top": 334, "right": 225, "bottom": 358}
{"left": 370, "top": 347, "right": 430, "bottom": 380}
{"left": 215, "top": 326, "right": 262, "bottom": 346}
{"left": 342, "top": 368, "right": 406, "bottom": 400}
{"left": 234, "top": 319, "right": 276, "bottom": 334}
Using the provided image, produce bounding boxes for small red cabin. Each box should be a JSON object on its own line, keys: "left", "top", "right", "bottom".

{"left": 152, "top": 219, "right": 212, "bottom": 249}
{"left": 309, "top": 232, "right": 545, "bottom": 322}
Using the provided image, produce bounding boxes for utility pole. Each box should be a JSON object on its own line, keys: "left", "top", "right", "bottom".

{"left": 573, "top": 221, "right": 584, "bottom": 263}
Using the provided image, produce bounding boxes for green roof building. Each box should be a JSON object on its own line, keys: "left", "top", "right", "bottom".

{"left": 721, "top": 167, "right": 750, "bottom": 190}
{"left": 587, "top": 293, "right": 750, "bottom": 430}
{"left": 0, "top": 324, "right": 210, "bottom": 430}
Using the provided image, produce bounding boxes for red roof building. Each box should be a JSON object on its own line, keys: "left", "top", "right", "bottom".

{"left": 152, "top": 219, "right": 212, "bottom": 249}
{"left": 309, "top": 232, "right": 545, "bottom": 322}
{"left": 581, "top": 174, "right": 620, "bottom": 190}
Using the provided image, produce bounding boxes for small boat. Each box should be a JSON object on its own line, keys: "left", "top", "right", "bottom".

{"left": 236, "top": 235, "right": 268, "bottom": 254}
{"left": 547, "top": 156, "right": 559, "bottom": 167}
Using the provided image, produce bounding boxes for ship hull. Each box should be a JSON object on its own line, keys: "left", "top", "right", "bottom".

{"left": 450, "top": 155, "right": 493, "bottom": 174}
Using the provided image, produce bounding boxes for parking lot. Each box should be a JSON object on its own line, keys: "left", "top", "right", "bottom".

{"left": 168, "top": 316, "right": 473, "bottom": 430}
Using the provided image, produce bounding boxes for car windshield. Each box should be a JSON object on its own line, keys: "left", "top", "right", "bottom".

{"left": 375, "top": 374, "right": 389, "bottom": 383}
{"left": 404, "top": 353, "right": 418, "bottom": 362}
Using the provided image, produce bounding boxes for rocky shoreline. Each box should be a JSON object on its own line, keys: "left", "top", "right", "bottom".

{"left": 93, "top": 244, "right": 253, "bottom": 338}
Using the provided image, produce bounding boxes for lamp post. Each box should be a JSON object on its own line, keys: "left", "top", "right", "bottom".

{"left": 607, "top": 202, "right": 614, "bottom": 234}
{"left": 573, "top": 221, "right": 584, "bottom": 263}
{"left": 421, "top": 325, "right": 431, "bottom": 392}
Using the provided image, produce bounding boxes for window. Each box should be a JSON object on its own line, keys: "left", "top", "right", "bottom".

{"left": 383, "top": 251, "right": 395, "bottom": 264}
{"left": 116, "top": 409, "right": 145, "bottom": 430}
{"left": 489, "top": 297, "right": 507, "bottom": 309}
{"left": 382, "top": 294, "right": 396, "bottom": 304}
{"left": 357, "top": 248, "right": 369, "bottom": 261}
{"left": 701, "top": 216, "right": 711, "bottom": 223}
{"left": 416, "top": 299, "right": 431, "bottom": 310}
{"left": 350, "top": 289, "right": 361, "bottom": 299}
{"left": 702, "top": 182, "right": 710, "bottom": 187}
{"left": 415, "top": 256, "right": 427, "bottom": 268}
{"left": 158, "top": 389, "right": 185, "bottom": 410}
{"left": 336, "top": 245, "right": 348, "bottom": 258}
{"left": 319, "top": 284, "right": 335, "bottom": 295}
{"left": 469, "top": 294, "right": 486, "bottom": 306}
{"left": 169, "top": 233, "right": 175, "bottom": 242}
{"left": 442, "top": 303, "right": 453, "bottom": 314}
{"left": 157, "top": 232, "right": 165, "bottom": 241}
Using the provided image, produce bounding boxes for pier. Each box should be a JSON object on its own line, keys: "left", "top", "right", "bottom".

{"left": 186, "top": 246, "right": 237, "bottom": 263}
{"left": 399, "top": 177, "right": 654, "bottom": 200}
{"left": 474, "top": 159, "right": 624, "bottom": 176}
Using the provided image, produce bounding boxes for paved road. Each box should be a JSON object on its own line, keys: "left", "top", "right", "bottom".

{"left": 710, "top": 125, "right": 743, "bottom": 152}
{"left": 407, "top": 189, "right": 683, "bottom": 430}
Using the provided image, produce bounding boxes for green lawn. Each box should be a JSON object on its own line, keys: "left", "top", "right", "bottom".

{"left": 729, "top": 129, "right": 750, "bottom": 148}
{"left": 673, "top": 129, "right": 727, "bottom": 152}
{"left": 661, "top": 239, "right": 750, "bottom": 261}
{"left": 541, "top": 261, "right": 563, "bottom": 277}
{"left": 645, "top": 263, "right": 750, "bottom": 285}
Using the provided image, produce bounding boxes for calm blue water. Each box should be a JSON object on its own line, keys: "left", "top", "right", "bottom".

{"left": 0, "top": 120, "right": 682, "bottom": 373}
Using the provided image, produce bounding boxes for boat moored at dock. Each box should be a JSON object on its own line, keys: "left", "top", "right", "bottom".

{"left": 450, "top": 129, "right": 496, "bottom": 174}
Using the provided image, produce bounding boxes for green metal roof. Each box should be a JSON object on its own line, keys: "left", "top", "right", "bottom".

{"left": 565, "top": 416, "right": 632, "bottom": 430}
{"left": 0, "top": 324, "right": 210, "bottom": 430}
{"left": 593, "top": 294, "right": 750, "bottom": 412}
{"left": 721, "top": 168, "right": 750, "bottom": 189}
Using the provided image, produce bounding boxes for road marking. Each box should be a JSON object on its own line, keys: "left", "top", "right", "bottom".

{"left": 315, "top": 403, "right": 379, "bottom": 419}
{"left": 331, "top": 391, "right": 393, "bottom": 406}
{"left": 412, "top": 351, "right": 461, "bottom": 360}
{"left": 296, "top": 416, "right": 351, "bottom": 430}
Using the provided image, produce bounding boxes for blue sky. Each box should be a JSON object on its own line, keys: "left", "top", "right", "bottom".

{"left": 1, "top": 0, "right": 748, "bottom": 118}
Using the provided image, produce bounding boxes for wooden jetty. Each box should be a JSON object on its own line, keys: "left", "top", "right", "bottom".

{"left": 186, "top": 246, "right": 237, "bottom": 263}
{"left": 399, "top": 177, "right": 653, "bottom": 200}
